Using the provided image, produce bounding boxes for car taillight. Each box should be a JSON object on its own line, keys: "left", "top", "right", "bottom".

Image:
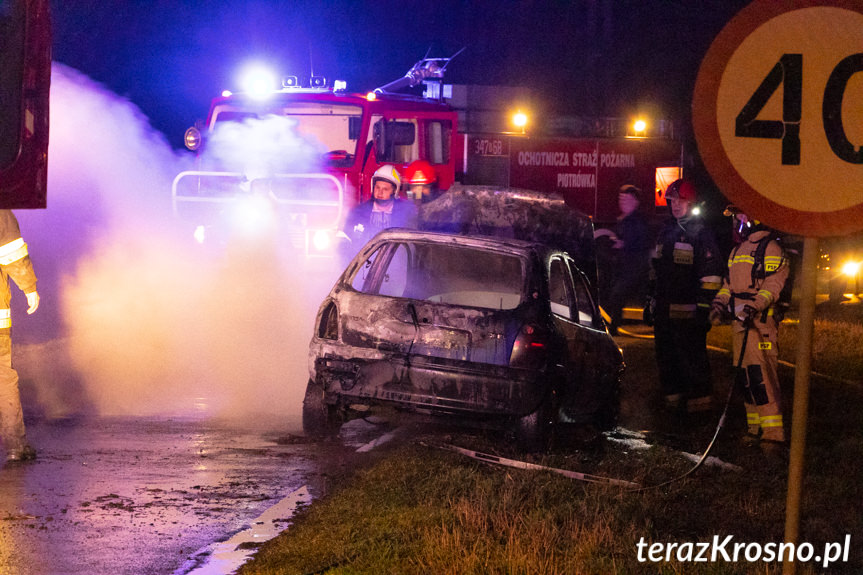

{"left": 509, "top": 324, "right": 549, "bottom": 369}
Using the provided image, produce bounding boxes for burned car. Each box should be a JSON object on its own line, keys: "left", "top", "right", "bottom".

{"left": 304, "top": 188, "right": 624, "bottom": 444}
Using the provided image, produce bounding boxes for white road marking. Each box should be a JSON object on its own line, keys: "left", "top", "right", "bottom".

{"left": 176, "top": 485, "right": 312, "bottom": 575}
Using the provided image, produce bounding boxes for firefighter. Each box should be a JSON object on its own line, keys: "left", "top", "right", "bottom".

{"left": 404, "top": 160, "right": 439, "bottom": 204}
{"left": 646, "top": 179, "right": 724, "bottom": 415}
{"left": 606, "top": 184, "right": 650, "bottom": 335}
{"left": 710, "top": 209, "right": 789, "bottom": 449}
{"left": 0, "top": 210, "right": 40, "bottom": 463}
{"left": 342, "top": 164, "right": 417, "bottom": 249}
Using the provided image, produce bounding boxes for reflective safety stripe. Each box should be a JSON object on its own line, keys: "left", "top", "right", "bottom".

{"left": 761, "top": 415, "right": 784, "bottom": 428}
{"left": 672, "top": 242, "right": 694, "bottom": 265}
{"left": 702, "top": 275, "right": 723, "bottom": 290}
{"left": 668, "top": 303, "right": 697, "bottom": 318}
{"left": 0, "top": 237, "right": 28, "bottom": 265}
{"left": 717, "top": 287, "right": 731, "bottom": 297}
{"left": 757, "top": 289, "right": 774, "bottom": 302}
{"left": 0, "top": 308, "right": 10, "bottom": 329}
{"left": 747, "top": 412, "right": 760, "bottom": 425}
{"left": 731, "top": 254, "right": 755, "bottom": 265}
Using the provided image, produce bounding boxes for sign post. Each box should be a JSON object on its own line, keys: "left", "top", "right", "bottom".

{"left": 693, "top": 2, "right": 863, "bottom": 573}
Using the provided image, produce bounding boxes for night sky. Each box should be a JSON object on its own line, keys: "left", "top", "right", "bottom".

{"left": 51, "top": 1, "right": 751, "bottom": 149}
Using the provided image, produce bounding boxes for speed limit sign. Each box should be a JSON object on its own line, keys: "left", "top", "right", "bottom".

{"left": 693, "top": 0, "right": 863, "bottom": 237}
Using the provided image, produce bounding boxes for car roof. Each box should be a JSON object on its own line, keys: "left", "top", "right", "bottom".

{"left": 368, "top": 228, "right": 556, "bottom": 257}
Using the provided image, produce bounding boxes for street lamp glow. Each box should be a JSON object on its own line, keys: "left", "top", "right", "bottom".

{"left": 841, "top": 260, "right": 860, "bottom": 278}
{"left": 513, "top": 111, "right": 528, "bottom": 129}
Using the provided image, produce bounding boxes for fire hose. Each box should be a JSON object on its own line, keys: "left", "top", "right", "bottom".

{"left": 625, "top": 315, "right": 752, "bottom": 491}
{"left": 427, "top": 314, "right": 753, "bottom": 491}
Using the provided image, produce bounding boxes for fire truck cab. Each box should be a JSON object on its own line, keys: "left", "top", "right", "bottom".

{"left": 173, "top": 66, "right": 457, "bottom": 256}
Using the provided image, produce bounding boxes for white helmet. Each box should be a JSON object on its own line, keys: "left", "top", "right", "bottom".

{"left": 372, "top": 164, "right": 401, "bottom": 195}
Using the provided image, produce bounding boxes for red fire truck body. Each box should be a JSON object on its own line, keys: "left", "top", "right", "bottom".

{"left": 174, "top": 69, "right": 681, "bottom": 254}
{"left": 460, "top": 133, "right": 681, "bottom": 227}
{"left": 173, "top": 84, "right": 459, "bottom": 254}
{"left": 0, "top": 0, "right": 51, "bottom": 209}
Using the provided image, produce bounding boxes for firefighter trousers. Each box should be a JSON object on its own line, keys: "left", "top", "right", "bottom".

{"left": 733, "top": 318, "right": 785, "bottom": 441}
{"left": 0, "top": 334, "right": 28, "bottom": 452}
{"left": 654, "top": 314, "right": 713, "bottom": 411}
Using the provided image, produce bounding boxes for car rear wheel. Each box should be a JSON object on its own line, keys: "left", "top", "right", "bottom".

{"left": 302, "top": 378, "right": 343, "bottom": 437}
{"left": 593, "top": 380, "right": 621, "bottom": 431}
{"left": 514, "top": 398, "right": 557, "bottom": 451}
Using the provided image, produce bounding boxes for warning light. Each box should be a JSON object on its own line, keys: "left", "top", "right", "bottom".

{"left": 240, "top": 65, "right": 277, "bottom": 100}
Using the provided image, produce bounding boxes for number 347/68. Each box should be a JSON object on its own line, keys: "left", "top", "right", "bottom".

{"left": 735, "top": 53, "right": 863, "bottom": 165}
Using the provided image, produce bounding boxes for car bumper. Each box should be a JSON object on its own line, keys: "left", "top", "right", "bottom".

{"left": 314, "top": 354, "right": 549, "bottom": 417}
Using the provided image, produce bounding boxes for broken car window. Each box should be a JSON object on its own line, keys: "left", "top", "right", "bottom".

{"left": 353, "top": 240, "right": 524, "bottom": 310}
{"left": 549, "top": 257, "right": 573, "bottom": 320}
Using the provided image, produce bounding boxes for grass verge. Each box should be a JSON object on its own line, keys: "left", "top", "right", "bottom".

{"left": 239, "top": 310, "right": 863, "bottom": 575}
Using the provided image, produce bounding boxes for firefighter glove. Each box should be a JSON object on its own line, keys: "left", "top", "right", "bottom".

{"left": 709, "top": 300, "right": 728, "bottom": 326}
{"left": 25, "top": 291, "right": 39, "bottom": 315}
{"left": 736, "top": 304, "right": 758, "bottom": 324}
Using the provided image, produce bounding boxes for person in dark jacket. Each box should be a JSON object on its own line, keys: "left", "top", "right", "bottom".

{"left": 646, "top": 180, "right": 723, "bottom": 415}
{"left": 342, "top": 164, "right": 417, "bottom": 253}
{"left": 0, "top": 210, "right": 40, "bottom": 463}
{"left": 607, "top": 184, "right": 651, "bottom": 335}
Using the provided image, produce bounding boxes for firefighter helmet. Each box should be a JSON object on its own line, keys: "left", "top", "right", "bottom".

{"left": 405, "top": 160, "right": 437, "bottom": 185}
{"left": 371, "top": 164, "right": 401, "bottom": 194}
{"left": 724, "top": 205, "right": 765, "bottom": 239}
{"left": 664, "top": 179, "right": 697, "bottom": 202}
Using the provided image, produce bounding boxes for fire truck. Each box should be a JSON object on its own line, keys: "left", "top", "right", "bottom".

{"left": 0, "top": 0, "right": 51, "bottom": 209}
{"left": 173, "top": 57, "right": 682, "bottom": 257}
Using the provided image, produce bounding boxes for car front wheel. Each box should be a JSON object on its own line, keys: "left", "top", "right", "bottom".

{"left": 302, "top": 378, "right": 343, "bottom": 437}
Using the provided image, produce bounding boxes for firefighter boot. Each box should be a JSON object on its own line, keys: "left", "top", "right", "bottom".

{"left": 6, "top": 444, "right": 36, "bottom": 464}
{"left": 760, "top": 439, "right": 788, "bottom": 464}
{"left": 743, "top": 409, "right": 761, "bottom": 444}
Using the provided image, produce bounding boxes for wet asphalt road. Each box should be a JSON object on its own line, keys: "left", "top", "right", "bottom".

{"left": 0, "top": 415, "right": 370, "bottom": 575}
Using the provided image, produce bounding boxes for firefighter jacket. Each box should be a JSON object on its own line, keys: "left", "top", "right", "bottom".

{"left": 344, "top": 198, "right": 418, "bottom": 246}
{"left": 713, "top": 230, "right": 789, "bottom": 324}
{"left": 650, "top": 216, "right": 724, "bottom": 320}
{"left": 0, "top": 211, "right": 38, "bottom": 330}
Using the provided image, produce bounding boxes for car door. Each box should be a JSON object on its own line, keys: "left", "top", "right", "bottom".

{"left": 561, "top": 257, "right": 622, "bottom": 419}
{"left": 547, "top": 255, "right": 588, "bottom": 402}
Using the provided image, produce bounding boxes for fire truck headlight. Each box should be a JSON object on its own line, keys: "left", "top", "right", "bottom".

{"left": 241, "top": 65, "right": 277, "bottom": 100}
{"left": 234, "top": 196, "right": 275, "bottom": 234}
{"left": 312, "top": 230, "right": 331, "bottom": 252}
{"left": 184, "top": 126, "right": 202, "bottom": 151}
{"left": 841, "top": 260, "right": 861, "bottom": 278}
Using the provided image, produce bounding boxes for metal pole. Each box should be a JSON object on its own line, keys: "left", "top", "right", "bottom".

{"left": 783, "top": 236, "right": 818, "bottom": 575}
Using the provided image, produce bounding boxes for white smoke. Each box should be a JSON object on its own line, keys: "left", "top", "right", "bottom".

{"left": 16, "top": 63, "right": 337, "bottom": 425}
{"left": 205, "top": 114, "right": 326, "bottom": 176}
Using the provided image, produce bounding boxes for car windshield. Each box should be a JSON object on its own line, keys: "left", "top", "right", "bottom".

{"left": 211, "top": 102, "right": 363, "bottom": 168}
{"left": 352, "top": 241, "right": 526, "bottom": 310}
